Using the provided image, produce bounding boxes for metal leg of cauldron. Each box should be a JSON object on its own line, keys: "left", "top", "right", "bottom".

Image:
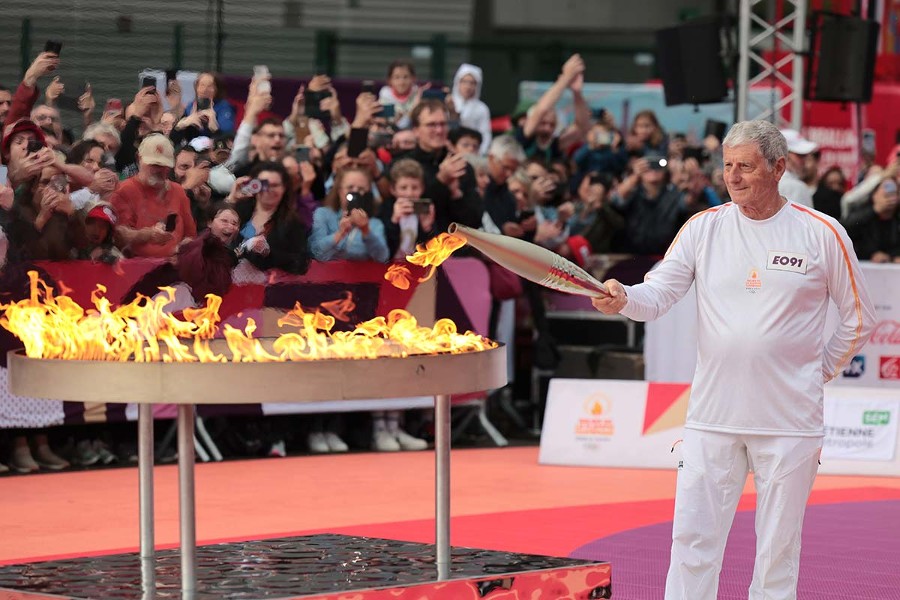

{"left": 138, "top": 403, "right": 156, "bottom": 596}
{"left": 434, "top": 393, "right": 451, "bottom": 580}
{"left": 177, "top": 404, "right": 197, "bottom": 593}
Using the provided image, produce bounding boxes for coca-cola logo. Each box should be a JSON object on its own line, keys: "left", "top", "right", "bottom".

{"left": 880, "top": 356, "right": 900, "bottom": 380}
{"left": 870, "top": 321, "right": 900, "bottom": 345}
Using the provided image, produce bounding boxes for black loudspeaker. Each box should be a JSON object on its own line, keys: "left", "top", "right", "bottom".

{"left": 655, "top": 19, "right": 728, "bottom": 106}
{"left": 806, "top": 13, "right": 879, "bottom": 103}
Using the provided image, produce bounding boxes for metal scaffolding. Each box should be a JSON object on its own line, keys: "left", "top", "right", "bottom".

{"left": 736, "top": 0, "right": 807, "bottom": 129}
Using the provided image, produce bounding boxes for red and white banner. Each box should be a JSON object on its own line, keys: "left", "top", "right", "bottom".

{"left": 539, "top": 379, "right": 900, "bottom": 476}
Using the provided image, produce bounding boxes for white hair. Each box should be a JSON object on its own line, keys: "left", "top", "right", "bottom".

{"left": 83, "top": 122, "right": 121, "bottom": 146}
{"left": 722, "top": 120, "right": 788, "bottom": 169}
{"left": 488, "top": 135, "right": 526, "bottom": 162}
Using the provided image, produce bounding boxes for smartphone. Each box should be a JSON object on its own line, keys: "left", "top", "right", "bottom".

{"left": 645, "top": 155, "right": 668, "bottom": 171}
{"left": 412, "top": 199, "right": 433, "bottom": 215}
{"left": 105, "top": 98, "right": 123, "bottom": 113}
{"left": 141, "top": 76, "right": 156, "bottom": 90}
{"left": 165, "top": 69, "right": 178, "bottom": 82}
{"left": 164, "top": 214, "right": 178, "bottom": 233}
{"left": 421, "top": 88, "right": 446, "bottom": 101}
{"left": 518, "top": 209, "right": 535, "bottom": 221}
{"left": 295, "top": 145, "right": 311, "bottom": 163}
{"left": 254, "top": 65, "right": 271, "bottom": 94}
{"left": 196, "top": 97, "right": 212, "bottom": 111}
{"left": 345, "top": 191, "right": 374, "bottom": 217}
{"left": 26, "top": 139, "right": 44, "bottom": 155}
{"left": 44, "top": 40, "right": 62, "bottom": 55}
{"left": 361, "top": 80, "right": 377, "bottom": 96}
{"left": 380, "top": 104, "right": 396, "bottom": 119}
{"left": 347, "top": 127, "right": 368, "bottom": 158}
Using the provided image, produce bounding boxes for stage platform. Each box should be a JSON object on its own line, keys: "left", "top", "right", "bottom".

{"left": 0, "top": 533, "right": 612, "bottom": 599}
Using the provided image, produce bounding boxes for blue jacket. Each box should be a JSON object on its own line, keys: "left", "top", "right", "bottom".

{"left": 309, "top": 207, "right": 390, "bottom": 263}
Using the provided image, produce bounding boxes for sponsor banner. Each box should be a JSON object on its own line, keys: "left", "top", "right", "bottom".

{"left": 540, "top": 379, "right": 900, "bottom": 476}
{"left": 822, "top": 387, "right": 899, "bottom": 461}
{"left": 538, "top": 379, "right": 688, "bottom": 469}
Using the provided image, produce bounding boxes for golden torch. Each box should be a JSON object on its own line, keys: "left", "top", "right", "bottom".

{"left": 447, "top": 223, "right": 609, "bottom": 298}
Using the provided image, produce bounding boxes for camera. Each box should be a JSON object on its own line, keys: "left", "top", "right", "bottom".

{"left": 295, "top": 146, "right": 311, "bottom": 163}
{"left": 345, "top": 191, "right": 374, "bottom": 217}
{"left": 140, "top": 76, "right": 156, "bottom": 90}
{"left": 412, "top": 199, "right": 433, "bottom": 215}
{"left": 379, "top": 104, "right": 396, "bottom": 119}
{"left": 196, "top": 97, "right": 212, "bottom": 111}
{"left": 305, "top": 89, "right": 332, "bottom": 123}
{"left": 240, "top": 179, "right": 269, "bottom": 196}
{"left": 682, "top": 146, "right": 710, "bottom": 163}
{"left": 164, "top": 214, "right": 178, "bottom": 233}
{"left": 254, "top": 66, "right": 271, "bottom": 94}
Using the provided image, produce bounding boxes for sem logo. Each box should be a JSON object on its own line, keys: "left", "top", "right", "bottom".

{"left": 880, "top": 356, "right": 900, "bottom": 380}
{"left": 863, "top": 411, "right": 890, "bottom": 426}
{"left": 843, "top": 355, "right": 865, "bottom": 378}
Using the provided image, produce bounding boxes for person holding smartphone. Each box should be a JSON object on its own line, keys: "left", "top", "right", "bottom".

{"left": 181, "top": 72, "right": 236, "bottom": 134}
{"left": 309, "top": 167, "right": 388, "bottom": 263}
{"left": 2, "top": 48, "right": 60, "bottom": 135}
{"left": 380, "top": 158, "right": 436, "bottom": 259}
{"left": 109, "top": 134, "right": 196, "bottom": 258}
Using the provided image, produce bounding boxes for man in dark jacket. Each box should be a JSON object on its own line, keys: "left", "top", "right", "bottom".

{"left": 399, "top": 99, "right": 484, "bottom": 233}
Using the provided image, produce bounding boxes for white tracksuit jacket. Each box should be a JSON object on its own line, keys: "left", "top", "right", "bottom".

{"left": 621, "top": 200, "right": 876, "bottom": 436}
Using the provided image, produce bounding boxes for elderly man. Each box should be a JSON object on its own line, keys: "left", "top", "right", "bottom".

{"left": 110, "top": 133, "right": 196, "bottom": 257}
{"left": 481, "top": 135, "right": 528, "bottom": 236}
{"left": 593, "top": 120, "right": 876, "bottom": 600}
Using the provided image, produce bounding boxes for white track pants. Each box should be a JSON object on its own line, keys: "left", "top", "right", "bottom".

{"left": 664, "top": 428, "right": 822, "bottom": 600}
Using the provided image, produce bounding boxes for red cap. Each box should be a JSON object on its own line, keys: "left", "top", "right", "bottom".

{"left": 86, "top": 204, "right": 118, "bottom": 226}
{"left": 1, "top": 119, "right": 47, "bottom": 163}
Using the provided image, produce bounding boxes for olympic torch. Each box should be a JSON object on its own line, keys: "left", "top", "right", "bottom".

{"left": 447, "top": 223, "right": 609, "bottom": 298}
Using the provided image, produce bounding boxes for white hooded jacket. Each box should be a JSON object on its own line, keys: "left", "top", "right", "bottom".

{"left": 451, "top": 64, "right": 492, "bottom": 155}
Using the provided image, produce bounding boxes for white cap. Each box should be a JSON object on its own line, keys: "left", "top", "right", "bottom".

{"left": 780, "top": 129, "right": 819, "bottom": 155}
{"left": 208, "top": 164, "right": 236, "bottom": 195}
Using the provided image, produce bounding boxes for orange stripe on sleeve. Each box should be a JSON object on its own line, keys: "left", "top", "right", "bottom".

{"left": 791, "top": 204, "right": 864, "bottom": 378}
{"left": 663, "top": 204, "right": 727, "bottom": 258}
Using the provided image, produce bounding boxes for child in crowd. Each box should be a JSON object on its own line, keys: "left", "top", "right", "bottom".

{"left": 378, "top": 60, "right": 419, "bottom": 129}
{"left": 381, "top": 159, "right": 436, "bottom": 259}
{"left": 73, "top": 202, "right": 123, "bottom": 263}
{"left": 449, "top": 127, "right": 483, "bottom": 157}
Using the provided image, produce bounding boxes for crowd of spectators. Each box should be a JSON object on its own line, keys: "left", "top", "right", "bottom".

{"left": 1, "top": 46, "right": 898, "bottom": 473}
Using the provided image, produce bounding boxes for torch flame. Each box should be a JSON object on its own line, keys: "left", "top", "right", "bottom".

{"left": 0, "top": 272, "right": 495, "bottom": 362}
{"left": 405, "top": 233, "right": 467, "bottom": 282}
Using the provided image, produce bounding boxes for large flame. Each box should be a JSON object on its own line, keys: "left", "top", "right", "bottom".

{"left": 0, "top": 272, "right": 495, "bottom": 362}
{"left": 405, "top": 233, "right": 467, "bottom": 282}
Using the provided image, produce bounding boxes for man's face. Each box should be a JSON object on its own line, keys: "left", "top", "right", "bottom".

{"left": 31, "top": 106, "right": 59, "bottom": 130}
{"left": 803, "top": 153, "right": 820, "bottom": 181}
{"left": 174, "top": 150, "right": 196, "bottom": 183}
{"left": 535, "top": 113, "right": 557, "bottom": 141}
{"left": 0, "top": 90, "right": 12, "bottom": 125}
{"left": 253, "top": 124, "right": 286, "bottom": 160}
{"left": 8, "top": 132, "right": 37, "bottom": 165}
{"left": 487, "top": 154, "right": 520, "bottom": 186}
{"left": 392, "top": 130, "right": 417, "bottom": 152}
{"left": 414, "top": 107, "right": 449, "bottom": 153}
{"left": 140, "top": 163, "right": 171, "bottom": 188}
{"left": 453, "top": 135, "right": 480, "bottom": 156}
{"left": 723, "top": 144, "right": 785, "bottom": 209}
